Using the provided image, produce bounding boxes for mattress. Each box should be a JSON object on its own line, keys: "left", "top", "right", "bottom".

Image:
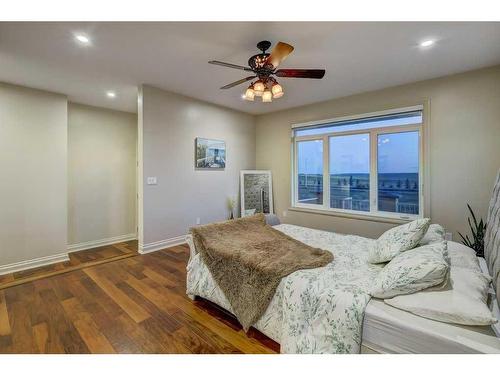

{"left": 361, "top": 299, "right": 500, "bottom": 353}
{"left": 361, "top": 256, "right": 500, "bottom": 354}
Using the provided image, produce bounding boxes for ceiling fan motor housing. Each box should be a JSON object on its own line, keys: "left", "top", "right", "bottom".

{"left": 248, "top": 41, "right": 275, "bottom": 80}
{"left": 248, "top": 54, "right": 272, "bottom": 74}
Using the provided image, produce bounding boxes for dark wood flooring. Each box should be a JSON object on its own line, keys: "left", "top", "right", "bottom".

{"left": 0, "top": 240, "right": 138, "bottom": 290}
{"left": 0, "top": 244, "right": 279, "bottom": 353}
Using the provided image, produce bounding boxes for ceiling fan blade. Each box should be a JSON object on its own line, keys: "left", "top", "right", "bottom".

{"left": 220, "top": 76, "right": 256, "bottom": 89}
{"left": 267, "top": 42, "right": 294, "bottom": 69}
{"left": 209, "top": 60, "right": 253, "bottom": 71}
{"left": 275, "top": 69, "right": 326, "bottom": 79}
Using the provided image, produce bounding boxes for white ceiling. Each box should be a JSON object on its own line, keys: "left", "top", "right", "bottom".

{"left": 1, "top": 22, "right": 499, "bottom": 115}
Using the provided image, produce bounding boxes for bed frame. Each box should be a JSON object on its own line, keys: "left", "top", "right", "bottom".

{"left": 485, "top": 169, "right": 500, "bottom": 308}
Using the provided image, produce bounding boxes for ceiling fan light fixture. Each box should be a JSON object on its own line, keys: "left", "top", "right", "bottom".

{"left": 262, "top": 90, "right": 273, "bottom": 103}
{"left": 253, "top": 80, "right": 265, "bottom": 96}
{"left": 209, "top": 41, "right": 325, "bottom": 103}
{"left": 271, "top": 82, "right": 284, "bottom": 99}
{"left": 244, "top": 85, "right": 255, "bottom": 101}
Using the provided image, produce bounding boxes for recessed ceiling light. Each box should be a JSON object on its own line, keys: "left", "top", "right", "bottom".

{"left": 75, "top": 34, "right": 90, "bottom": 44}
{"left": 106, "top": 91, "right": 116, "bottom": 98}
{"left": 420, "top": 40, "right": 435, "bottom": 48}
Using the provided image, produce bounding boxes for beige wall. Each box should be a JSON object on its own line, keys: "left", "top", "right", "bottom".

{"left": 256, "top": 65, "right": 500, "bottom": 239}
{"left": 68, "top": 103, "right": 137, "bottom": 247}
{"left": 139, "top": 85, "right": 255, "bottom": 248}
{"left": 0, "top": 83, "right": 68, "bottom": 267}
{"left": 1, "top": 64, "right": 498, "bottom": 267}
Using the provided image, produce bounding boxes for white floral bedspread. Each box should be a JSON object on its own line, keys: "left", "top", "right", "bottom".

{"left": 186, "top": 224, "right": 383, "bottom": 353}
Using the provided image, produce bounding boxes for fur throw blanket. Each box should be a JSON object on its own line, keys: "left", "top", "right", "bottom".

{"left": 189, "top": 214, "right": 333, "bottom": 330}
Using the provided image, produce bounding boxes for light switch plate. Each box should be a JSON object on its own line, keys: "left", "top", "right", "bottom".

{"left": 147, "top": 177, "right": 157, "bottom": 185}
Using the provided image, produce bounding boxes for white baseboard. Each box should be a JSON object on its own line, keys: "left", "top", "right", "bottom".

{"left": 67, "top": 233, "right": 137, "bottom": 253}
{"left": 0, "top": 234, "right": 138, "bottom": 276}
{"left": 0, "top": 252, "right": 70, "bottom": 276}
{"left": 139, "top": 235, "right": 186, "bottom": 254}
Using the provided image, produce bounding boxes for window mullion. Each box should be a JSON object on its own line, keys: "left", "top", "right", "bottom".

{"left": 292, "top": 139, "right": 297, "bottom": 207}
{"left": 369, "top": 130, "right": 378, "bottom": 214}
{"left": 419, "top": 130, "right": 424, "bottom": 217}
{"left": 322, "top": 135, "right": 330, "bottom": 210}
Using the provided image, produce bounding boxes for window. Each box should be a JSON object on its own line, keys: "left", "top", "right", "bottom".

{"left": 378, "top": 132, "right": 420, "bottom": 215}
{"left": 292, "top": 106, "right": 424, "bottom": 220}
{"left": 297, "top": 139, "right": 323, "bottom": 205}
{"left": 295, "top": 111, "right": 422, "bottom": 136}
{"left": 329, "top": 134, "right": 370, "bottom": 212}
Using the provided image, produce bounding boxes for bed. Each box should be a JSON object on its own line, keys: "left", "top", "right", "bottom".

{"left": 186, "top": 173, "right": 500, "bottom": 354}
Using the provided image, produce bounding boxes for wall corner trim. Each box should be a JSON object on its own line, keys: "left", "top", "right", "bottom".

{"left": 67, "top": 233, "right": 137, "bottom": 253}
{"left": 0, "top": 252, "right": 70, "bottom": 276}
{"left": 139, "top": 235, "right": 187, "bottom": 254}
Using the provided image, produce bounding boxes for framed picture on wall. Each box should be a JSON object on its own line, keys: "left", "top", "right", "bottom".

{"left": 195, "top": 138, "right": 226, "bottom": 169}
{"left": 240, "top": 170, "right": 274, "bottom": 217}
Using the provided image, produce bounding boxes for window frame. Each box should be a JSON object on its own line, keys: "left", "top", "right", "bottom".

{"left": 291, "top": 105, "right": 427, "bottom": 222}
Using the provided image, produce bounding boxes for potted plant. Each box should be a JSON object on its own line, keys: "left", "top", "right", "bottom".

{"left": 458, "top": 204, "right": 487, "bottom": 257}
{"left": 227, "top": 196, "right": 236, "bottom": 220}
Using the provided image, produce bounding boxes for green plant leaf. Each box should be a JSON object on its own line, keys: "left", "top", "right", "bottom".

{"left": 462, "top": 204, "right": 486, "bottom": 257}
{"left": 467, "top": 203, "right": 479, "bottom": 229}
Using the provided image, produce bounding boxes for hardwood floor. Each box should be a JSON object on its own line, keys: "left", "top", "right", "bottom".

{"left": 0, "top": 244, "right": 279, "bottom": 354}
{"left": 0, "top": 240, "right": 138, "bottom": 290}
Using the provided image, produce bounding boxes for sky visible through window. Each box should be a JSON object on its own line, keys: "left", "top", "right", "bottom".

{"left": 298, "top": 132, "right": 418, "bottom": 174}
{"left": 378, "top": 132, "right": 419, "bottom": 173}
{"left": 329, "top": 134, "right": 369, "bottom": 175}
{"left": 295, "top": 112, "right": 422, "bottom": 137}
{"left": 297, "top": 140, "right": 323, "bottom": 174}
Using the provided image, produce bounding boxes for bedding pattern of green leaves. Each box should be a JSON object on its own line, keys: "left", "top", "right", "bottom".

{"left": 187, "top": 224, "right": 383, "bottom": 353}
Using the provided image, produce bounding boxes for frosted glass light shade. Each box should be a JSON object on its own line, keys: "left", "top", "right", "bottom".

{"left": 244, "top": 88, "right": 255, "bottom": 101}
{"left": 253, "top": 80, "right": 265, "bottom": 96}
{"left": 272, "top": 83, "right": 284, "bottom": 98}
{"left": 262, "top": 90, "right": 272, "bottom": 103}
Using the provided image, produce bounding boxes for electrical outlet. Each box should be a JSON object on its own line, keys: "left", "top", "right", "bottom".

{"left": 196, "top": 217, "right": 201, "bottom": 225}
{"left": 146, "top": 177, "right": 157, "bottom": 185}
{"left": 445, "top": 232, "right": 453, "bottom": 241}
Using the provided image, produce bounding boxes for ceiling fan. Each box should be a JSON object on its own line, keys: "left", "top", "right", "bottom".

{"left": 209, "top": 40, "right": 325, "bottom": 102}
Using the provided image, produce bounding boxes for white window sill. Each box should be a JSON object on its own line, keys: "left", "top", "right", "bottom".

{"left": 288, "top": 206, "right": 418, "bottom": 225}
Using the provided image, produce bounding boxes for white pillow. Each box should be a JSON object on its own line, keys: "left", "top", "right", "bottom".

{"left": 244, "top": 209, "right": 257, "bottom": 216}
{"left": 371, "top": 241, "right": 449, "bottom": 299}
{"left": 447, "top": 240, "right": 481, "bottom": 270}
{"left": 384, "top": 267, "right": 497, "bottom": 325}
{"left": 368, "top": 218, "right": 431, "bottom": 264}
{"left": 419, "top": 224, "right": 445, "bottom": 246}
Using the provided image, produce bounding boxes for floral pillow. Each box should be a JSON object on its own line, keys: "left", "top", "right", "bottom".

{"left": 368, "top": 218, "right": 430, "bottom": 264}
{"left": 371, "top": 241, "right": 449, "bottom": 299}
{"left": 419, "top": 223, "right": 445, "bottom": 246}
